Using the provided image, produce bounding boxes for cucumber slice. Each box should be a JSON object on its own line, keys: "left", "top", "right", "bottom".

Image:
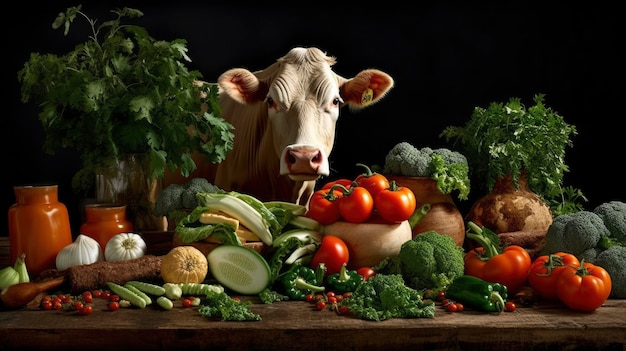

{"left": 207, "top": 244, "right": 271, "bottom": 295}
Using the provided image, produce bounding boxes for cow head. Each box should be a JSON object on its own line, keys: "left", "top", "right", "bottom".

{"left": 216, "top": 47, "right": 394, "bottom": 204}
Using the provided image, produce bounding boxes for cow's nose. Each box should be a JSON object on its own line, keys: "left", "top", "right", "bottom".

{"left": 286, "top": 147, "right": 322, "bottom": 174}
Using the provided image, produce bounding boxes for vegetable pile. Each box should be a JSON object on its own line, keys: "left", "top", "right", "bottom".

{"left": 539, "top": 200, "right": 626, "bottom": 298}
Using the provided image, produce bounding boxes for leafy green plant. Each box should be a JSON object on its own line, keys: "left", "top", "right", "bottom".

{"left": 17, "top": 5, "right": 234, "bottom": 195}
{"left": 440, "top": 94, "right": 584, "bottom": 214}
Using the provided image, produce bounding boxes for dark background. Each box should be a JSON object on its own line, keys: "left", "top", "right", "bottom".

{"left": 4, "top": 2, "right": 623, "bottom": 235}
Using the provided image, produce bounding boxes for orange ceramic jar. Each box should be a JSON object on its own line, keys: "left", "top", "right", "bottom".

{"left": 80, "top": 203, "right": 134, "bottom": 250}
{"left": 8, "top": 185, "right": 73, "bottom": 277}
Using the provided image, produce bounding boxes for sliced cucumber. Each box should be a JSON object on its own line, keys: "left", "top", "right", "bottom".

{"left": 207, "top": 244, "right": 271, "bottom": 295}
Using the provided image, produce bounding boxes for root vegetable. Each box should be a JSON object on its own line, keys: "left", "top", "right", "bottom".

{"left": 67, "top": 255, "right": 163, "bottom": 293}
{"left": 1, "top": 276, "right": 65, "bottom": 309}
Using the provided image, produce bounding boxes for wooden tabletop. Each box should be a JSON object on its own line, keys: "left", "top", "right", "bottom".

{"left": 1, "top": 235, "right": 625, "bottom": 351}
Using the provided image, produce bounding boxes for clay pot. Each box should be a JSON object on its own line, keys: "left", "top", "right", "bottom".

{"left": 465, "top": 172, "right": 553, "bottom": 234}
{"left": 385, "top": 175, "right": 465, "bottom": 246}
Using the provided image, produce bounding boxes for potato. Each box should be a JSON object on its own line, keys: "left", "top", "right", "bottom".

{"left": 321, "top": 216, "right": 412, "bottom": 269}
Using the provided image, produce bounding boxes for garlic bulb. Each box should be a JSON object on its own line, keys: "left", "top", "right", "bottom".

{"left": 104, "top": 233, "right": 147, "bottom": 262}
{"left": 56, "top": 234, "right": 104, "bottom": 270}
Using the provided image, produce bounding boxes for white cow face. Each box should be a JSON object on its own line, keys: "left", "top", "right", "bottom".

{"left": 265, "top": 57, "right": 341, "bottom": 181}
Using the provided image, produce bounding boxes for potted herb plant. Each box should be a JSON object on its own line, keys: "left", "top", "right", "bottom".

{"left": 17, "top": 5, "right": 234, "bottom": 230}
{"left": 440, "top": 94, "right": 585, "bottom": 233}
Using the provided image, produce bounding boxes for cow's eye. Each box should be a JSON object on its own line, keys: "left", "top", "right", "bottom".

{"left": 266, "top": 97, "right": 274, "bottom": 106}
{"left": 333, "top": 97, "right": 341, "bottom": 106}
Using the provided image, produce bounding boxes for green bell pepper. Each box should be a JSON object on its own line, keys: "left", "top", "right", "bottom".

{"left": 325, "top": 263, "right": 362, "bottom": 294}
{"left": 279, "top": 264, "right": 325, "bottom": 300}
{"left": 445, "top": 275, "right": 508, "bottom": 313}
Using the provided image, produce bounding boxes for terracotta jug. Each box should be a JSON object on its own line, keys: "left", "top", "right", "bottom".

{"left": 8, "top": 185, "right": 73, "bottom": 277}
{"left": 80, "top": 203, "right": 134, "bottom": 250}
{"left": 385, "top": 175, "right": 465, "bottom": 246}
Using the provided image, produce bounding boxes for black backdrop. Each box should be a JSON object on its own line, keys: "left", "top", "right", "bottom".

{"left": 4, "top": 2, "right": 623, "bottom": 235}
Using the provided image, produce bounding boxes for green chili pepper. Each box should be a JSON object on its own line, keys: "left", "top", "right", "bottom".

{"left": 279, "top": 264, "right": 325, "bottom": 300}
{"left": 445, "top": 275, "right": 508, "bottom": 313}
{"left": 326, "top": 263, "right": 362, "bottom": 294}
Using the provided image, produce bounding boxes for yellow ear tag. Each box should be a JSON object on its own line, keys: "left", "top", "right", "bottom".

{"left": 361, "top": 88, "right": 374, "bottom": 106}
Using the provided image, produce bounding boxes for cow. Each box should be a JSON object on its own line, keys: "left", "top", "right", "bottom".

{"left": 175, "top": 47, "right": 394, "bottom": 206}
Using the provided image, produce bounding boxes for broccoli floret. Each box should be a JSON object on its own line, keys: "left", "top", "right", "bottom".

{"left": 153, "top": 183, "right": 185, "bottom": 216}
{"left": 594, "top": 246, "right": 626, "bottom": 298}
{"left": 382, "top": 142, "right": 430, "bottom": 176}
{"left": 432, "top": 148, "right": 468, "bottom": 166}
{"left": 181, "top": 177, "right": 220, "bottom": 209}
{"left": 340, "top": 273, "right": 435, "bottom": 321}
{"left": 593, "top": 201, "right": 626, "bottom": 243}
{"left": 377, "top": 231, "right": 464, "bottom": 291}
{"left": 380, "top": 142, "right": 470, "bottom": 200}
{"left": 540, "top": 211, "right": 611, "bottom": 261}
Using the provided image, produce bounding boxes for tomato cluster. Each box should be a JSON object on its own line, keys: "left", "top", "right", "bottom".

{"left": 307, "top": 165, "right": 417, "bottom": 225}
{"left": 39, "top": 289, "right": 121, "bottom": 314}
{"left": 528, "top": 252, "right": 612, "bottom": 312}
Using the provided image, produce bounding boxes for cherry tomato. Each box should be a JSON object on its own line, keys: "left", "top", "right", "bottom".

{"left": 78, "top": 305, "right": 93, "bottom": 315}
{"left": 73, "top": 301, "right": 84, "bottom": 311}
{"left": 556, "top": 261, "right": 612, "bottom": 312}
{"left": 306, "top": 189, "right": 342, "bottom": 225}
{"left": 454, "top": 303, "right": 464, "bottom": 312}
{"left": 40, "top": 300, "right": 53, "bottom": 310}
{"left": 354, "top": 164, "right": 389, "bottom": 200}
{"left": 337, "top": 186, "right": 374, "bottom": 223}
{"left": 356, "top": 267, "right": 376, "bottom": 281}
{"left": 316, "top": 301, "right": 327, "bottom": 311}
{"left": 108, "top": 301, "right": 120, "bottom": 311}
{"left": 504, "top": 301, "right": 516, "bottom": 312}
{"left": 446, "top": 303, "right": 458, "bottom": 312}
{"left": 182, "top": 298, "right": 193, "bottom": 308}
{"left": 528, "top": 252, "right": 580, "bottom": 300}
{"left": 310, "top": 235, "right": 350, "bottom": 276}
{"left": 81, "top": 291, "right": 93, "bottom": 303}
{"left": 375, "top": 181, "right": 417, "bottom": 223}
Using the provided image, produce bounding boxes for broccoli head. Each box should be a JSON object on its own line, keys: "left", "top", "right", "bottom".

{"left": 594, "top": 245, "right": 626, "bottom": 298}
{"left": 593, "top": 201, "right": 626, "bottom": 243}
{"left": 380, "top": 142, "right": 470, "bottom": 200}
{"left": 181, "top": 177, "right": 220, "bottom": 209}
{"left": 397, "top": 230, "right": 465, "bottom": 291}
{"left": 154, "top": 183, "right": 185, "bottom": 216}
{"left": 540, "top": 211, "right": 611, "bottom": 260}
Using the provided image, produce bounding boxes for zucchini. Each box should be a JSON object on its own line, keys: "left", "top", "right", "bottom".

{"left": 207, "top": 244, "right": 271, "bottom": 295}
{"left": 126, "top": 280, "right": 166, "bottom": 296}
{"left": 106, "top": 282, "right": 147, "bottom": 308}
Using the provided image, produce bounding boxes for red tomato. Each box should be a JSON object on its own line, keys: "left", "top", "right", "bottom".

{"left": 306, "top": 189, "right": 342, "bottom": 225}
{"left": 108, "top": 301, "right": 120, "bottom": 311}
{"left": 556, "top": 261, "right": 612, "bottom": 312}
{"left": 337, "top": 186, "right": 374, "bottom": 223}
{"left": 81, "top": 291, "right": 93, "bottom": 303}
{"left": 375, "top": 181, "right": 417, "bottom": 223}
{"left": 356, "top": 267, "right": 376, "bottom": 281}
{"left": 354, "top": 164, "right": 390, "bottom": 200}
{"left": 310, "top": 235, "right": 350, "bottom": 276}
{"left": 322, "top": 179, "right": 353, "bottom": 192}
{"left": 464, "top": 245, "right": 531, "bottom": 295}
{"left": 528, "top": 252, "right": 580, "bottom": 300}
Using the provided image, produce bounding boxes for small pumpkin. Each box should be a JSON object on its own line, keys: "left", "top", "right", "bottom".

{"left": 160, "top": 246, "right": 208, "bottom": 284}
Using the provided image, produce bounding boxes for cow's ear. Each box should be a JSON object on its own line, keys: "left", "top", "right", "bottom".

{"left": 218, "top": 68, "right": 267, "bottom": 104}
{"left": 340, "top": 69, "right": 394, "bottom": 109}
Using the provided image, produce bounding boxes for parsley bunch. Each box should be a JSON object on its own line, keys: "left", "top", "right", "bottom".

{"left": 440, "top": 94, "right": 584, "bottom": 214}
{"left": 18, "top": 5, "right": 234, "bottom": 195}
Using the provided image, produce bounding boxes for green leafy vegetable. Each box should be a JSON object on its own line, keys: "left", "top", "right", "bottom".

{"left": 17, "top": 5, "right": 234, "bottom": 195}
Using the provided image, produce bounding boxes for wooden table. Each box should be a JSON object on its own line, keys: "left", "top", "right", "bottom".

{"left": 1, "top": 235, "right": 625, "bottom": 351}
